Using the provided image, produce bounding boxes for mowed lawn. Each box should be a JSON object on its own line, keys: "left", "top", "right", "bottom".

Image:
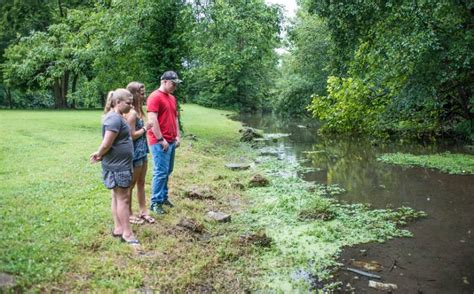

{"left": 0, "top": 104, "right": 254, "bottom": 291}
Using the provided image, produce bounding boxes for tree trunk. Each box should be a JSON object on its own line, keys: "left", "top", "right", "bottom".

{"left": 3, "top": 87, "right": 13, "bottom": 109}
{"left": 100, "top": 92, "right": 106, "bottom": 108}
{"left": 53, "top": 71, "right": 69, "bottom": 108}
{"left": 70, "top": 73, "right": 78, "bottom": 109}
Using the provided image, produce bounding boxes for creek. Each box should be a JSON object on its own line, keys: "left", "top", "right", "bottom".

{"left": 236, "top": 112, "right": 474, "bottom": 293}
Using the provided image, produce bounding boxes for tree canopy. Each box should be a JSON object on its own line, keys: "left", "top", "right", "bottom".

{"left": 0, "top": 0, "right": 472, "bottom": 141}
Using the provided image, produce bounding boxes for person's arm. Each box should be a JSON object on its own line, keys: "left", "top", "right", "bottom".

{"left": 175, "top": 117, "right": 181, "bottom": 148}
{"left": 126, "top": 110, "right": 147, "bottom": 140}
{"left": 148, "top": 111, "right": 169, "bottom": 151}
{"left": 90, "top": 130, "right": 118, "bottom": 163}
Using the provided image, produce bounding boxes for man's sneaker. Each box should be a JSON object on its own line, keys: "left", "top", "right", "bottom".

{"left": 150, "top": 203, "right": 165, "bottom": 215}
{"left": 163, "top": 200, "right": 174, "bottom": 208}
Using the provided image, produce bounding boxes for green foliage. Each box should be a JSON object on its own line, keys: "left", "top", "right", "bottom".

{"left": 378, "top": 152, "right": 474, "bottom": 175}
{"left": 184, "top": 0, "right": 281, "bottom": 111}
{"left": 1, "top": 0, "right": 191, "bottom": 108}
{"left": 305, "top": 0, "right": 473, "bottom": 140}
{"left": 273, "top": 8, "right": 332, "bottom": 117}
{"left": 307, "top": 76, "right": 389, "bottom": 136}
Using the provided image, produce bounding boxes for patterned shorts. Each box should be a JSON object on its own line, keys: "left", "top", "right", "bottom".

{"left": 102, "top": 169, "right": 133, "bottom": 189}
{"left": 133, "top": 156, "right": 147, "bottom": 168}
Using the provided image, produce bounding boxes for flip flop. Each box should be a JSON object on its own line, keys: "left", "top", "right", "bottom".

{"left": 121, "top": 236, "right": 140, "bottom": 246}
{"left": 111, "top": 230, "right": 122, "bottom": 238}
{"left": 140, "top": 213, "right": 156, "bottom": 224}
{"left": 129, "top": 215, "right": 145, "bottom": 225}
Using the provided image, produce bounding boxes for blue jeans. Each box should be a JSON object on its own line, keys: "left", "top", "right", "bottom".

{"left": 150, "top": 142, "right": 176, "bottom": 205}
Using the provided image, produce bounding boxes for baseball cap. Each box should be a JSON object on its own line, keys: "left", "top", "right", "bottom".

{"left": 160, "top": 71, "right": 182, "bottom": 83}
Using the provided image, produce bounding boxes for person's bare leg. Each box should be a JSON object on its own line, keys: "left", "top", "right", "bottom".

{"left": 115, "top": 187, "right": 134, "bottom": 239}
{"left": 129, "top": 167, "right": 140, "bottom": 215}
{"left": 137, "top": 161, "right": 148, "bottom": 215}
{"left": 111, "top": 190, "right": 122, "bottom": 235}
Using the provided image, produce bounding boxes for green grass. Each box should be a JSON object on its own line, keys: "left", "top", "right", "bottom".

{"left": 0, "top": 105, "right": 425, "bottom": 292}
{"left": 378, "top": 152, "right": 474, "bottom": 174}
{"left": 0, "top": 104, "right": 256, "bottom": 291}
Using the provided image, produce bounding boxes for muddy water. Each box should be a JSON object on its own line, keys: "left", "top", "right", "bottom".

{"left": 237, "top": 113, "right": 474, "bottom": 293}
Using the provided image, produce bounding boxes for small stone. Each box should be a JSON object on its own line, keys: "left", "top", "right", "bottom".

{"left": 0, "top": 273, "right": 15, "bottom": 289}
{"left": 249, "top": 174, "right": 270, "bottom": 187}
{"left": 240, "top": 127, "right": 263, "bottom": 142}
{"left": 225, "top": 163, "right": 251, "bottom": 170}
{"left": 207, "top": 211, "right": 231, "bottom": 223}
{"left": 177, "top": 218, "right": 204, "bottom": 233}
{"left": 368, "top": 280, "right": 398, "bottom": 291}
{"left": 231, "top": 182, "right": 245, "bottom": 190}
{"left": 185, "top": 186, "right": 215, "bottom": 200}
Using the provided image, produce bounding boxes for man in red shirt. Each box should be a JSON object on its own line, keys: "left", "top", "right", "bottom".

{"left": 147, "top": 71, "right": 182, "bottom": 215}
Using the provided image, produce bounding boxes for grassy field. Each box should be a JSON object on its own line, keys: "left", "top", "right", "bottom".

{"left": 0, "top": 105, "right": 425, "bottom": 292}
{"left": 0, "top": 104, "right": 259, "bottom": 291}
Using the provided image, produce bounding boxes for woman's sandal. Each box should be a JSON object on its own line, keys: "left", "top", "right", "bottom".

{"left": 120, "top": 236, "right": 140, "bottom": 246}
{"left": 140, "top": 213, "right": 156, "bottom": 224}
{"left": 129, "top": 215, "right": 145, "bottom": 225}
{"left": 111, "top": 230, "right": 122, "bottom": 238}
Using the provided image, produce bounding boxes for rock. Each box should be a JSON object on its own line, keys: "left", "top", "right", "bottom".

{"left": 177, "top": 218, "right": 204, "bottom": 233}
{"left": 184, "top": 134, "right": 198, "bottom": 141}
{"left": 368, "top": 280, "right": 398, "bottom": 291}
{"left": 239, "top": 127, "right": 263, "bottom": 142}
{"left": 185, "top": 186, "right": 215, "bottom": 200}
{"left": 352, "top": 260, "right": 383, "bottom": 272}
{"left": 0, "top": 273, "right": 15, "bottom": 290}
{"left": 249, "top": 174, "right": 270, "bottom": 187}
{"left": 225, "top": 163, "right": 251, "bottom": 170}
{"left": 259, "top": 147, "right": 281, "bottom": 157}
{"left": 231, "top": 182, "right": 245, "bottom": 190}
{"left": 207, "top": 211, "right": 231, "bottom": 223}
{"left": 239, "top": 231, "right": 272, "bottom": 247}
{"left": 264, "top": 133, "right": 291, "bottom": 139}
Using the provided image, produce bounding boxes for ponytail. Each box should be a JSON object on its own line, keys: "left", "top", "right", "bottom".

{"left": 103, "top": 91, "right": 116, "bottom": 114}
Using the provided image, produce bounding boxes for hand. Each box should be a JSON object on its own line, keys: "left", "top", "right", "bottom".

{"left": 90, "top": 152, "right": 102, "bottom": 163}
{"left": 175, "top": 137, "right": 181, "bottom": 148}
{"left": 160, "top": 139, "right": 169, "bottom": 151}
{"left": 145, "top": 122, "right": 153, "bottom": 130}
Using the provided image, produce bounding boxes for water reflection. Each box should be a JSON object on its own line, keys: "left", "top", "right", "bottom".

{"left": 235, "top": 112, "right": 474, "bottom": 292}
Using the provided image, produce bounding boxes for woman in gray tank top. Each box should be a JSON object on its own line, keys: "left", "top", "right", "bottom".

{"left": 90, "top": 88, "right": 140, "bottom": 246}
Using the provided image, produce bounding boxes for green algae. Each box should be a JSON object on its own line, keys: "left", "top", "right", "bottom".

{"left": 378, "top": 152, "right": 474, "bottom": 175}
{"left": 236, "top": 157, "right": 426, "bottom": 291}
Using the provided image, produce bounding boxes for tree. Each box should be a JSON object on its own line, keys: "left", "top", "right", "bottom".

{"left": 185, "top": 0, "right": 282, "bottom": 111}
{"left": 306, "top": 0, "right": 473, "bottom": 140}
{"left": 0, "top": 0, "right": 94, "bottom": 108}
{"left": 273, "top": 8, "right": 332, "bottom": 117}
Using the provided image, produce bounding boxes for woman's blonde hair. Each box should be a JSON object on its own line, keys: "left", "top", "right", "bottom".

{"left": 126, "top": 82, "right": 145, "bottom": 118}
{"left": 103, "top": 88, "right": 133, "bottom": 114}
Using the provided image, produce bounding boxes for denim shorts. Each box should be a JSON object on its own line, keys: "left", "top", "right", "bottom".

{"left": 133, "top": 156, "right": 147, "bottom": 168}
{"left": 102, "top": 169, "right": 133, "bottom": 189}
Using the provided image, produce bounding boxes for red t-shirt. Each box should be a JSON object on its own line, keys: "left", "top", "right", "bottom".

{"left": 146, "top": 89, "right": 178, "bottom": 145}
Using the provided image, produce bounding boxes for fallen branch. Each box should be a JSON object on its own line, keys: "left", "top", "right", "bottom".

{"left": 345, "top": 267, "right": 381, "bottom": 279}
